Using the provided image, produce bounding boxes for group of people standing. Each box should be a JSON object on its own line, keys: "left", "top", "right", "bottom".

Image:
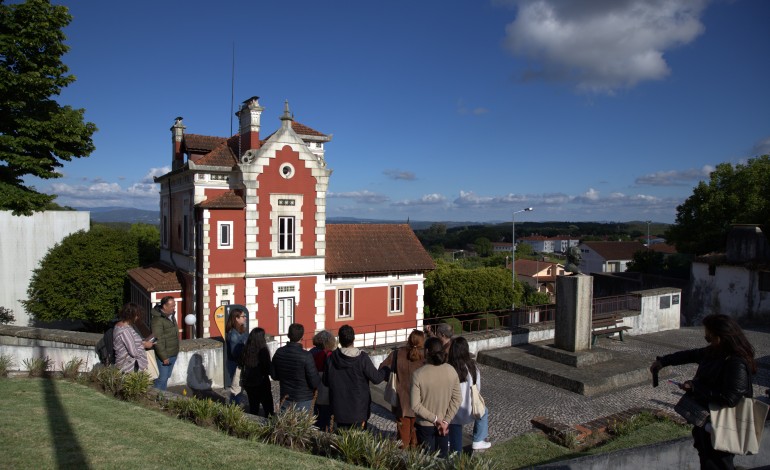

{"left": 111, "top": 296, "right": 180, "bottom": 391}
{"left": 381, "top": 323, "right": 490, "bottom": 456}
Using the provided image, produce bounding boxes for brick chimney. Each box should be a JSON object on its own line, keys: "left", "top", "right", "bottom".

{"left": 171, "top": 117, "right": 185, "bottom": 170}
{"left": 236, "top": 96, "right": 264, "bottom": 154}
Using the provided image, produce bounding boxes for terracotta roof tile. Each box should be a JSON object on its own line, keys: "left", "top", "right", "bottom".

{"left": 326, "top": 224, "right": 435, "bottom": 275}
{"left": 127, "top": 262, "right": 183, "bottom": 292}
{"left": 198, "top": 190, "right": 245, "bottom": 209}
{"left": 514, "top": 259, "right": 560, "bottom": 277}
{"left": 582, "top": 241, "right": 646, "bottom": 260}
{"left": 291, "top": 121, "right": 326, "bottom": 137}
{"left": 183, "top": 134, "right": 227, "bottom": 153}
{"left": 649, "top": 243, "right": 677, "bottom": 254}
{"left": 195, "top": 135, "right": 239, "bottom": 167}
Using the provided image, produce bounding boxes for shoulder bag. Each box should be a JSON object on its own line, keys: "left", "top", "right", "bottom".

{"left": 674, "top": 393, "right": 710, "bottom": 427}
{"left": 383, "top": 349, "right": 399, "bottom": 407}
{"left": 471, "top": 367, "right": 486, "bottom": 420}
{"left": 709, "top": 369, "right": 769, "bottom": 455}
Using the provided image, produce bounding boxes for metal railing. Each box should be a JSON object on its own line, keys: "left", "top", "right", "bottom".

{"left": 270, "top": 293, "right": 641, "bottom": 349}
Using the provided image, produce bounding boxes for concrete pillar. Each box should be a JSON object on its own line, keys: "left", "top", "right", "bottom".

{"left": 555, "top": 275, "right": 593, "bottom": 352}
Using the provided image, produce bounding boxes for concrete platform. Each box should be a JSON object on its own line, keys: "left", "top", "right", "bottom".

{"left": 478, "top": 339, "right": 653, "bottom": 396}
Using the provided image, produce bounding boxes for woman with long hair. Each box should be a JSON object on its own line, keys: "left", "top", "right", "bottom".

{"left": 225, "top": 309, "right": 248, "bottom": 404}
{"left": 411, "top": 336, "right": 461, "bottom": 457}
{"left": 447, "top": 337, "right": 490, "bottom": 453}
{"left": 379, "top": 329, "right": 426, "bottom": 448}
{"left": 240, "top": 327, "right": 275, "bottom": 417}
{"left": 113, "top": 303, "right": 154, "bottom": 373}
{"left": 310, "top": 330, "right": 336, "bottom": 431}
{"left": 651, "top": 314, "right": 756, "bottom": 469}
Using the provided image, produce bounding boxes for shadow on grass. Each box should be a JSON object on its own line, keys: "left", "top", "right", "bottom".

{"left": 42, "top": 378, "right": 90, "bottom": 469}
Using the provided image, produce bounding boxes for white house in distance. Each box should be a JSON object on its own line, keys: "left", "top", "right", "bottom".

{"left": 578, "top": 241, "right": 646, "bottom": 274}
{"left": 0, "top": 211, "right": 90, "bottom": 326}
{"left": 520, "top": 236, "right": 579, "bottom": 254}
{"left": 689, "top": 224, "right": 770, "bottom": 322}
{"left": 513, "top": 258, "right": 567, "bottom": 299}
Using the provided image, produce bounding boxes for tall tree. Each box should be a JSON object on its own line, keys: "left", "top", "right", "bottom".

{"left": 0, "top": 0, "right": 97, "bottom": 215}
{"left": 665, "top": 155, "right": 770, "bottom": 255}
{"left": 23, "top": 225, "right": 140, "bottom": 329}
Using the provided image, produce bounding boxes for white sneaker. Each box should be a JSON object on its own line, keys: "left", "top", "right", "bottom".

{"left": 472, "top": 440, "right": 491, "bottom": 450}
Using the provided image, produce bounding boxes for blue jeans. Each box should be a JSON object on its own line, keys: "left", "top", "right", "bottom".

{"left": 448, "top": 423, "right": 464, "bottom": 453}
{"left": 280, "top": 399, "right": 313, "bottom": 414}
{"left": 154, "top": 355, "right": 177, "bottom": 391}
{"left": 473, "top": 407, "right": 489, "bottom": 442}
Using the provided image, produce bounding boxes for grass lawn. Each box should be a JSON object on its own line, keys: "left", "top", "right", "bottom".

{"left": 0, "top": 378, "right": 360, "bottom": 470}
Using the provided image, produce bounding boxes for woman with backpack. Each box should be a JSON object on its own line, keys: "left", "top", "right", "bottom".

{"left": 240, "top": 327, "right": 275, "bottom": 417}
{"left": 113, "top": 303, "right": 154, "bottom": 373}
{"left": 447, "top": 336, "right": 490, "bottom": 453}
{"left": 225, "top": 309, "right": 248, "bottom": 404}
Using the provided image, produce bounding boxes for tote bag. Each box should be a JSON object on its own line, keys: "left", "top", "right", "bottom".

{"left": 383, "top": 350, "right": 399, "bottom": 407}
{"left": 471, "top": 371, "right": 485, "bottom": 419}
{"left": 145, "top": 349, "right": 160, "bottom": 380}
{"left": 710, "top": 397, "right": 769, "bottom": 455}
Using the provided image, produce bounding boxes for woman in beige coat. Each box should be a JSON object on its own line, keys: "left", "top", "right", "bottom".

{"left": 379, "top": 329, "right": 425, "bottom": 448}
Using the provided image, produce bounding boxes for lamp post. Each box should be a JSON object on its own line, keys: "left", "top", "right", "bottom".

{"left": 512, "top": 207, "right": 534, "bottom": 310}
{"left": 452, "top": 249, "right": 464, "bottom": 261}
{"left": 646, "top": 220, "right": 652, "bottom": 247}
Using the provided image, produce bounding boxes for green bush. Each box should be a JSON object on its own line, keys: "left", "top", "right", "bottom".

{"left": 95, "top": 365, "right": 124, "bottom": 396}
{"left": 333, "top": 428, "right": 402, "bottom": 469}
{"left": 188, "top": 397, "right": 219, "bottom": 427}
{"left": 216, "top": 401, "right": 246, "bottom": 435}
{"left": 475, "top": 312, "right": 502, "bottom": 331}
{"left": 264, "top": 405, "right": 318, "bottom": 451}
{"left": 444, "top": 317, "right": 463, "bottom": 335}
{"left": 0, "top": 354, "right": 14, "bottom": 377}
{"left": 120, "top": 371, "right": 152, "bottom": 401}
{"left": 61, "top": 357, "right": 84, "bottom": 380}
{"left": 23, "top": 356, "right": 51, "bottom": 377}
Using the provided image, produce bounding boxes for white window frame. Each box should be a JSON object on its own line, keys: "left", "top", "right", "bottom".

{"left": 278, "top": 297, "right": 295, "bottom": 335}
{"left": 218, "top": 221, "right": 233, "bottom": 249}
{"left": 278, "top": 216, "right": 295, "bottom": 253}
{"left": 337, "top": 288, "right": 352, "bottom": 319}
{"left": 389, "top": 285, "right": 403, "bottom": 314}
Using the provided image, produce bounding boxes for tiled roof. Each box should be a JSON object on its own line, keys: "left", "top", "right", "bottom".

{"left": 326, "top": 224, "right": 435, "bottom": 275}
{"left": 514, "top": 259, "right": 559, "bottom": 277}
{"left": 195, "top": 135, "right": 239, "bottom": 167}
{"left": 291, "top": 121, "right": 326, "bottom": 137}
{"left": 198, "top": 190, "right": 245, "bottom": 209}
{"left": 582, "top": 241, "right": 646, "bottom": 261}
{"left": 649, "top": 243, "right": 677, "bottom": 254}
{"left": 184, "top": 134, "right": 227, "bottom": 153}
{"left": 127, "top": 262, "right": 183, "bottom": 292}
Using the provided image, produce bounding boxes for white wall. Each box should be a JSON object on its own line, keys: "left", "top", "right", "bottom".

{"left": 690, "top": 261, "right": 770, "bottom": 322}
{"left": 0, "top": 211, "right": 90, "bottom": 326}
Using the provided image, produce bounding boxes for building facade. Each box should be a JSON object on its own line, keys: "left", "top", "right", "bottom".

{"left": 128, "top": 97, "right": 434, "bottom": 345}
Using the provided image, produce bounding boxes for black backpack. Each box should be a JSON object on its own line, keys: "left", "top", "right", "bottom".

{"left": 96, "top": 320, "right": 118, "bottom": 365}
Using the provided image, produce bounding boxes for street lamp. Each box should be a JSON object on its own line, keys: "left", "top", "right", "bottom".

{"left": 646, "top": 220, "right": 652, "bottom": 247}
{"left": 512, "top": 207, "right": 534, "bottom": 310}
{"left": 452, "top": 249, "right": 464, "bottom": 261}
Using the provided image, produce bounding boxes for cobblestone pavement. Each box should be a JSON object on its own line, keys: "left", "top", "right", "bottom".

{"left": 175, "top": 326, "right": 770, "bottom": 446}
{"left": 366, "top": 326, "right": 770, "bottom": 443}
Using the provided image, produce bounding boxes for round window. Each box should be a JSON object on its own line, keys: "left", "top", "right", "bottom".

{"left": 280, "top": 163, "right": 295, "bottom": 179}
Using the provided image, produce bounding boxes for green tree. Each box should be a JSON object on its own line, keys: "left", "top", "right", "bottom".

{"left": 665, "top": 155, "right": 770, "bottom": 255}
{"left": 516, "top": 242, "right": 533, "bottom": 258}
{"left": 129, "top": 223, "right": 160, "bottom": 265}
{"left": 474, "top": 237, "right": 492, "bottom": 257}
{"left": 23, "top": 225, "right": 139, "bottom": 329}
{"left": 424, "top": 262, "right": 517, "bottom": 316}
{"left": 626, "top": 249, "right": 664, "bottom": 274}
{"left": 0, "top": 306, "right": 15, "bottom": 324}
{"left": 0, "top": 0, "right": 97, "bottom": 215}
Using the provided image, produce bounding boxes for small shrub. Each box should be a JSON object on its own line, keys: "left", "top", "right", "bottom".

{"left": 188, "top": 397, "right": 219, "bottom": 427}
{"left": 0, "top": 354, "right": 14, "bottom": 377}
{"left": 23, "top": 356, "right": 51, "bottom": 377}
{"left": 439, "top": 451, "right": 501, "bottom": 470}
{"left": 476, "top": 313, "right": 501, "bottom": 331}
{"left": 216, "top": 402, "right": 246, "bottom": 435}
{"left": 444, "top": 317, "right": 463, "bottom": 335}
{"left": 400, "top": 446, "right": 439, "bottom": 470}
{"left": 0, "top": 306, "right": 15, "bottom": 325}
{"left": 120, "top": 371, "right": 152, "bottom": 401}
{"left": 263, "top": 405, "right": 318, "bottom": 451}
{"left": 96, "top": 365, "right": 124, "bottom": 396}
{"left": 550, "top": 429, "right": 581, "bottom": 450}
{"left": 333, "top": 428, "right": 403, "bottom": 470}
{"left": 61, "top": 357, "right": 85, "bottom": 380}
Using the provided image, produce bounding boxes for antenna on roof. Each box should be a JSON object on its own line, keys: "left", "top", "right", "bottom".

{"left": 230, "top": 42, "right": 235, "bottom": 136}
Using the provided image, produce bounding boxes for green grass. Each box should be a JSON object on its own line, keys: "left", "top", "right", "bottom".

{"left": 484, "top": 413, "right": 691, "bottom": 469}
{"left": 0, "top": 378, "right": 360, "bottom": 470}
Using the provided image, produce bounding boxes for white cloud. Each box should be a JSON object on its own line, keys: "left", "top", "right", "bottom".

{"left": 457, "top": 99, "right": 490, "bottom": 115}
{"left": 141, "top": 167, "right": 171, "bottom": 184}
{"left": 392, "top": 193, "right": 447, "bottom": 206}
{"left": 752, "top": 137, "right": 770, "bottom": 156}
{"left": 327, "top": 190, "right": 390, "bottom": 204}
{"left": 383, "top": 169, "right": 417, "bottom": 181}
{"left": 503, "top": 0, "right": 708, "bottom": 93}
{"left": 635, "top": 165, "right": 713, "bottom": 186}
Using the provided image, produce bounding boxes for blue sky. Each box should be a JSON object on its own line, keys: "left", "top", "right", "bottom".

{"left": 36, "top": 0, "right": 770, "bottom": 223}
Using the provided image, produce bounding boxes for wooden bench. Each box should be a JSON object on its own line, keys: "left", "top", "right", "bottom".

{"left": 591, "top": 314, "right": 631, "bottom": 345}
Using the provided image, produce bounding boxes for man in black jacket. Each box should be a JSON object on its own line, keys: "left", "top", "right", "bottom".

{"left": 270, "top": 323, "right": 319, "bottom": 412}
{"left": 324, "top": 325, "right": 389, "bottom": 429}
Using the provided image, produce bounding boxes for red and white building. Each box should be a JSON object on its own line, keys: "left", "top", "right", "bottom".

{"left": 128, "top": 96, "right": 434, "bottom": 345}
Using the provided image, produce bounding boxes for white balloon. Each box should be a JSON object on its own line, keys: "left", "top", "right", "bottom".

{"left": 184, "top": 314, "right": 196, "bottom": 326}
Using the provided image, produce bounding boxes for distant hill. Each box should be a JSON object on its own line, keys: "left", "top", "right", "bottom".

{"left": 77, "top": 207, "right": 159, "bottom": 225}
